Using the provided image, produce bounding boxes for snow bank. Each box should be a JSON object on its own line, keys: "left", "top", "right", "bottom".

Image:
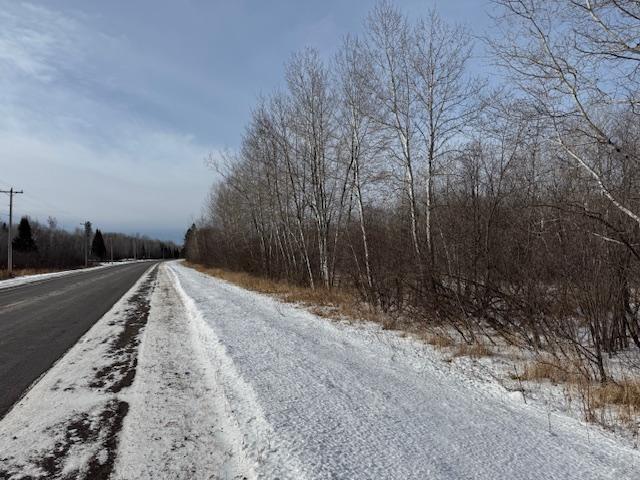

{"left": 168, "top": 261, "right": 640, "bottom": 479}
{"left": 0, "top": 260, "right": 151, "bottom": 290}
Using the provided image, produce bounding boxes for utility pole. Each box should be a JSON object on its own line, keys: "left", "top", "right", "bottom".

{"left": 1, "top": 187, "right": 24, "bottom": 276}
{"left": 80, "top": 221, "right": 91, "bottom": 268}
{"left": 110, "top": 237, "right": 113, "bottom": 263}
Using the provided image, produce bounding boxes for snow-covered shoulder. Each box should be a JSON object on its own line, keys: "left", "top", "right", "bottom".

{"left": 113, "top": 262, "right": 255, "bottom": 479}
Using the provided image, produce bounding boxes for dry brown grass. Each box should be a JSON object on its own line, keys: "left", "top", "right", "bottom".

{"left": 0, "top": 267, "right": 66, "bottom": 281}
{"left": 453, "top": 342, "right": 493, "bottom": 358}
{"left": 422, "top": 333, "right": 456, "bottom": 349}
{"left": 591, "top": 380, "right": 640, "bottom": 410}
{"left": 513, "top": 360, "right": 583, "bottom": 385}
{"left": 512, "top": 358, "right": 640, "bottom": 426}
{"left": 574, "top": 379, "right": 640, "bottom": 427}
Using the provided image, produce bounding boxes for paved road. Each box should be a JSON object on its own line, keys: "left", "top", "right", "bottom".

{"left": 0, "top": 262, "right": 157, "bottom": 418}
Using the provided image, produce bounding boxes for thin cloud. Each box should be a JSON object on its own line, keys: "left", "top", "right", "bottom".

{"left": 0, "top": 1, "right": 217, "bottom": 242}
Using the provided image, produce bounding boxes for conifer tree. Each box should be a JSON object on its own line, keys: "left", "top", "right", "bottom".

{"left": 91, "top": 229, "right": 108, "bottom": 260}
{"left": 12, "top": 217, "right": 37, "bottom": 252}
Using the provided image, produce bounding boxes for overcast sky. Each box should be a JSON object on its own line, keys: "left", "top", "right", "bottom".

{"left": 0, "top": 0, "right": 492, "bottom": 244}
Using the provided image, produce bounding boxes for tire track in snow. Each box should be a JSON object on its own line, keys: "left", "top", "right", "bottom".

{"left": 166, "top": 264, "right": 308, "bottom": 479}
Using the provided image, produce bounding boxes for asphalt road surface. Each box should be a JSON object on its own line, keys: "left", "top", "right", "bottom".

{"left": 0, "top": 261, "right": 157, "bottom": 418}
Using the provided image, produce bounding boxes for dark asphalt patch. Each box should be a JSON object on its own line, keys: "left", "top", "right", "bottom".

{"left": 16, "top": 400, "right": 129, "bottom": 480}
{"left": 90, "top": 267, "right": 158, "bottom": 393}
{"left": 84, "top": 400, "right": 129, "bottom": 480}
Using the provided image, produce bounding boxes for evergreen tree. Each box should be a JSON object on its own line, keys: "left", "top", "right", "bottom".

{"left": 12, "top": 217, "right": 37, "bottom": 252}
{"left": 91, "top": 229, "right": 107, "bottom": 260}
{"left": 183, "top": 223, "right": 196, "bottom": 258}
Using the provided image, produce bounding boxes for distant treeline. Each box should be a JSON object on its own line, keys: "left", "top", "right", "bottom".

{"left": 185, "top": 1, "right": 640, "bottom": 384}
{"left": 0, "top": 216, "right": 180, "bottom": 270}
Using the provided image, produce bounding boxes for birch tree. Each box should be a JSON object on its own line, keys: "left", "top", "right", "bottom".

{"left": 336, "top": 35, "right": 380, "bottom": 293}
{"left": 492, "top": 0, "right": 640, "bottom": 229}
{"left": 412, "top": 10, "right": 483, "bottom": 265}
{"left": 286, "top": 48, "right": 337, "bottom": 288}
{"left": 365, "top": 1, "right": 422, "bottom": 267}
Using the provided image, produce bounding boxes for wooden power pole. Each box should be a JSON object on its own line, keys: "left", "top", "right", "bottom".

{"left": 83, "top": 221, "right": 92, "bottom": 268}
{"left": 1, "top": 187, "right": 24, "bottom": 276}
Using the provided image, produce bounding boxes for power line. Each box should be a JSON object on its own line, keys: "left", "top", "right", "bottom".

{"left": 20, "top": 191, "right": 80, "bottom": 220}
{"left": 0, "top": 178, "right": 81, "bottom": 221}
{"left": 0, "top": 187, "right": 24, "bottom": 276}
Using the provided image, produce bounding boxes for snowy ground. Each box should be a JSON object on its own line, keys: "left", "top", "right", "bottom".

{"left": 434, "top": 336, "right": 640, "bottom": 442}
{"left": 0, "top": 260, "right": 151, "bottom": 290}
{"left": 113, "top": 261, "right": 253, "bottom": 479}
{"left": 2, "top": 260, "right": 640, "bottom": 479}
{"left": 166, "top": 262, "right": 640, "bottom": 479}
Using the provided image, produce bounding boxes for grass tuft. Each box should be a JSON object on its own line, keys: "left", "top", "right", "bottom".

{"left": 453, "top": 342, "right": 493, "bottom": 358}
{"left": 513, "top": 360, "right": 581, "bottom": 385}
{"left": 592, "top": 381, "right": 640, "bottom": 409}
{"left": 423, "top": 333, "right": 456, "bottom": 349}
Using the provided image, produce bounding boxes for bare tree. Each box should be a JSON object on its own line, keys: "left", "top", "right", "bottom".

{"left": 492, "top": 0, "right": 640, "bottom": 228}
{"left": 336, "top": 35, "right": 382, "bottom": 293}
{"left": 286, "top": 48, "right": 339, "bottom": 288}
{"left": 365, "top": 1, "right": 423, "bottom": 268}
{"left": 412, "top": 9, "right": 483, "bottom": 266}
